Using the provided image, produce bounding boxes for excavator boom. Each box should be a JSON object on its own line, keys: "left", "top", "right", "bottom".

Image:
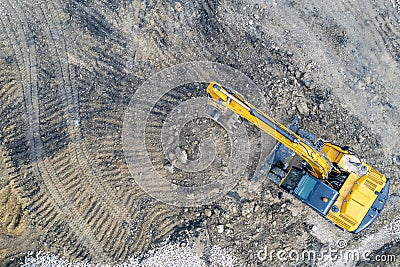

{"left": 206, "top": 82, "right": 331, "bottom": 178}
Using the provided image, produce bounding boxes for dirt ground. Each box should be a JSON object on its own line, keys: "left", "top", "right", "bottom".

{"left": 0, "top": 0, "right": 399, "bottom": 266}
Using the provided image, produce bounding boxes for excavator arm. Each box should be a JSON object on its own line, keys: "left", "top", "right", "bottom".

{"left": 206, "top": 82, "right": 331, "bottom": 179}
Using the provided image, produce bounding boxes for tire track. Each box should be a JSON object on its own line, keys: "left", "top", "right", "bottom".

{"left": 0, "top": 0, "right": 184, "bottom": 260}
{"left": 0, "top": 3, "right": 67, "bottom": 261}
{"left": 39, "top": 0, "right": 131, "bottom": 220}
{"left": 0, "top": 0, "right": 109, "bottom": 262}
{"left": 40, "top": 0, "right": 183, "bottom": 262}
{"left": 67, "top": 9, "right": 187, "bottom": 262}
{"left": 32, "top": 1, "right": 137, "bottom": 261}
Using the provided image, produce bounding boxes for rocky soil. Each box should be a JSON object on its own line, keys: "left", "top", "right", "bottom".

{"left": 0, "top": 0, "right": 399, "bottom": 266}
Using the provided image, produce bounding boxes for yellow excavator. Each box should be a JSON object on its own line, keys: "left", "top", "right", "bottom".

{"left": 206, "top": 82, "right": 389, "bottom": 233}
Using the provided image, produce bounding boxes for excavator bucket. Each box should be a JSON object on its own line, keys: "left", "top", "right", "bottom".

{"left": 206, "top": 103, "right": 241, "bottom": 133}
{"left": 249, "top": 116, "right": 300, "bottom": 191}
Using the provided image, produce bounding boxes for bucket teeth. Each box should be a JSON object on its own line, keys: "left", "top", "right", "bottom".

{"left": 206, "top": 105, "right": 241, "bottom": 132}
{"left": 207, "top": 105, "right": 222, "bottom": 121}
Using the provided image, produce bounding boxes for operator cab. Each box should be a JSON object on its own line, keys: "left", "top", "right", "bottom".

{"left": 280, "top": 167, "right": 339, "bottom": 216}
